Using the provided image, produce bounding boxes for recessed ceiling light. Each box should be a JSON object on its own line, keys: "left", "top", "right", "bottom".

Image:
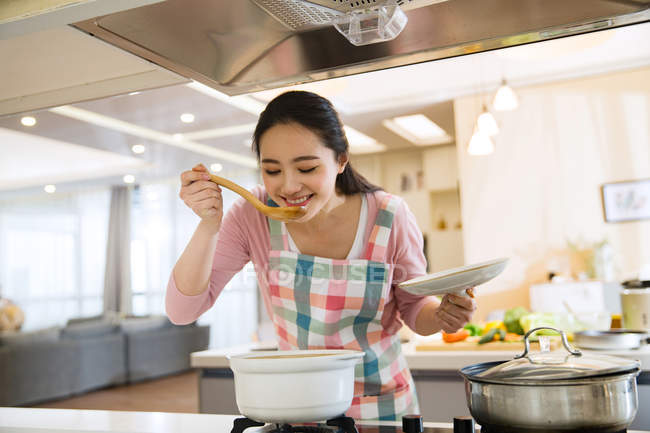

{"left": 180, "top": 113, "right": 195, "bottom": 123}
{"left": 210, "top": 163, "right": 223, "bottom": 172}
{"left": 382, "top": 114, "right": 451, "bottom": 146}
{"left": 123, "top": 174, "right": 135, "bottom": 184}
{"left": 44, "top": 184, "right": 56, "bottom": 193}
{"left": 131, "top": 144, "right": 146, "bottom": 154}
{"left": 21, "top": 116, "right": 36, "bottom": 126}
{"left": 343, "top": 126, "right": 387, "bottom": 154}
{"left": 128, "top": 91, "right": 141, "bottom": 96}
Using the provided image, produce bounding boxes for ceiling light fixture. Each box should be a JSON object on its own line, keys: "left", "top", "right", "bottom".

{"left": 382, "top": 114, "right": 451, "bottom": 146}
{"left": 180, "top": 113, "right": 195, "bottom": 123}
{"left": 123, "top": 174, "right": 135, "bottom": 184}
{"left": 49, "top": 106, "right": 257, "bottom": 168}
{"left": 44, "top": 184, "right": 56, "bottom": 193}
{"left": 477, "top": 105, "right": 499, "bottom": 137}
{"left": 186, "top": 82, "right": 265, "bottom": 116}
{"left": 493, "top": 80, "right": 519, "bottom": 111}
{"left": 210, "top": 163, "right": 223, "bottom": 173}
{"left": 21, "top": 116, "right": 36, "bottom": 126}
{"left": 467, "top": 127, "right": 495, "bottom": 156}
{"left": 344, "top": 126, "right": 387, "bottom": 154}
{"left": 131, "top": 144, "right": 146, "bottom": 154}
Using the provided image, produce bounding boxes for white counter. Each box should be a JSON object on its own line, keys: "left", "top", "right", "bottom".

{"left": 191, "top": 341, "right": 650, "bottom": 371}
{"left": 0, "top": 408, "right": 461, "bottom": 433}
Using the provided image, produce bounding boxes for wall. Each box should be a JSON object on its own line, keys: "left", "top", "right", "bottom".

{"left": 454, "top": 67, "right": 650, "bottom": 320}
{"left": 352, "top": 146, "right": 464, "bottom": 273}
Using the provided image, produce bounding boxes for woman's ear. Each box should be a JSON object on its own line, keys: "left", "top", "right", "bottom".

{"left": 338, "top": 153, "right": 349, "bottom": 174}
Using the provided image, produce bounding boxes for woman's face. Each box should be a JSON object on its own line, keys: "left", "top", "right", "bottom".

{"left": 259, "top": 122, "right": 347, "bottom": 222}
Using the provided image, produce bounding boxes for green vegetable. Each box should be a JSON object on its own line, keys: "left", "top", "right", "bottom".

{"left": 463, "top": 323, "right": 483, "bottom": 336}
{"left": 519, "top": 313, "right": 563, "bottom": 337}
{"left": 504, "top": 306, "right": 529, "bottom": 335}
{"left": 478, "top": 328, "right": 498, "bottom": 344}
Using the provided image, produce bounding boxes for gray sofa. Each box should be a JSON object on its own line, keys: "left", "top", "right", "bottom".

{"left": 0, "top": 315, "right": 209, "bottom": 407}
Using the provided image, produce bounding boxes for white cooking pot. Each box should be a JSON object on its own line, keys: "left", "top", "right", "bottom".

{"left": 228, "top": 350, "right": 364, "bottom": 423}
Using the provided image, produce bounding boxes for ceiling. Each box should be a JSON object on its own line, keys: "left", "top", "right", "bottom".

{"left": 0, "top": 20, "right": 649, "bottom": 197}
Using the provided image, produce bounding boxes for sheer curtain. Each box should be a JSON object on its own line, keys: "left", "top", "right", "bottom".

{"left": 0, "top": 189, "right": 110, "bottom": 330}
{"left": 130, "top": 169, "right": 261, "bottom": 348}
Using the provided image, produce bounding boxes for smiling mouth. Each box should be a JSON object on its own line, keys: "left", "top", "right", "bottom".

{"left": 283, "top": 194, "right": 313, "bottom": 207}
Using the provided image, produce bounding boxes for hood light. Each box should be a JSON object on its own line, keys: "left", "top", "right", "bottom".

{"left": 333, "top": 0, "right": 407, "bottom": 46}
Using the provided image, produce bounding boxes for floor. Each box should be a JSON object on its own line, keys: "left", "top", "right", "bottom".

{"left": 30, "top": 371, "right": 199, "bottom": 413}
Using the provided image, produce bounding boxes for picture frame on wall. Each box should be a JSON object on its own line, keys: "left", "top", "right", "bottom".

{"left": 601, "top": 178, "right": 650, "bottom": 223}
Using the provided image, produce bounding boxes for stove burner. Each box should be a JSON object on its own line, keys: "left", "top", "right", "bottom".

{"left": 230, "top": 416, "right": 358, "bottom": 433}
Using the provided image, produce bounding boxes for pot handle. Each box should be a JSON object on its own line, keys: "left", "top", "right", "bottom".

{"left": 514, "top": 326, "right": 582, "bottom": 359}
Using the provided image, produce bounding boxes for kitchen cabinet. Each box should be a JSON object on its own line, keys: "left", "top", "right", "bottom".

{"left": 422, "top": 145, "right": 458, "bottom": 192}
{"left": 192, "top": 343, "right": 650, "bottom": 430}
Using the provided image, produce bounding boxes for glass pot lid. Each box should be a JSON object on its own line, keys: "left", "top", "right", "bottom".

{"left": 475, "top": 327, "right": 640, "bottom": 382}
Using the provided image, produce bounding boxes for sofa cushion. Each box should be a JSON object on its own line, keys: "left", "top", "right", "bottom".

{"left": 0, "top": 326, "right": 60, "bottom": 346}
{"left": 61, "top": 320, "right": 119, "bottom": 339}
{"left": 120, "top": 315, "right": 171, "bottom": 334}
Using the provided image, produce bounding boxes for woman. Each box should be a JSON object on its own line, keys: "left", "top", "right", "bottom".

{"left": 166, "top": 91, "right": 476, "bottom": 420}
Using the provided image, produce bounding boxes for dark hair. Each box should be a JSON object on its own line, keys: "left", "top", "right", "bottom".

{"left": 252, "top": 91, "right": 382, "bottom": 195}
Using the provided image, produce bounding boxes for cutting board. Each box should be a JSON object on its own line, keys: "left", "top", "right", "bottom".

{"left": 414, "top": 336, "right": 562, "bottom": 351}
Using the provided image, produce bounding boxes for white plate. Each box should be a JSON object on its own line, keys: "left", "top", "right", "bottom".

{"left": 398, "top": 257, "right": 509, "bottom": 296}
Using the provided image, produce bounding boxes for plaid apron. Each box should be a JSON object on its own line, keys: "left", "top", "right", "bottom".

{"left": 267, "top": 194, "right": 418, "bottom": 420}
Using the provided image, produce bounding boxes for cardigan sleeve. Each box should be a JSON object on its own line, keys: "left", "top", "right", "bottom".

{"left": 386, "top": 197, "right": 434, "bottom": 333}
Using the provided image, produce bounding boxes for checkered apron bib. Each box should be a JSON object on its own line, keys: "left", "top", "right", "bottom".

{"left": 267, "top": 194, "right": 418, "bottom": 420}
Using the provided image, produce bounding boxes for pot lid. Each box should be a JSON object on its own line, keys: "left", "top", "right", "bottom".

{"left": 474, "top": 327, "right": 640, "bottom": 382}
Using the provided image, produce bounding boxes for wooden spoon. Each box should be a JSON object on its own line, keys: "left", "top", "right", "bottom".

{"left": 209, "top": 174, "right": 307, "bottom": 222}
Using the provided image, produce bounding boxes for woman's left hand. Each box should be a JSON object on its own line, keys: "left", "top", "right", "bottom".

{"left": 433, "top": 292, "right": 477, "bottom": 333}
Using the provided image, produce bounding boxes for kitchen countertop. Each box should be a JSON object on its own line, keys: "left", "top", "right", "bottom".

{"left": 0, "top": 408, "right": 473, "bottom": 433}
{"left": 1, "top": 408, "right": 649, "bottom": 433}
{"left": 191, "top": 340, "right": 650, "bottom": 371}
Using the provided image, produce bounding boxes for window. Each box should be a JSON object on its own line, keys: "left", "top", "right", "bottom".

{"left": 0, "top": 189, "right": 110, "bottom": 330}
{"left": 130, "top": 171, "right": 260, "bottom": 348}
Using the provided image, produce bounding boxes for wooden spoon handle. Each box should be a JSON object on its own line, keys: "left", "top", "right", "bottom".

{"left": 209, "top": 174, "right": 266, "bottom": 212}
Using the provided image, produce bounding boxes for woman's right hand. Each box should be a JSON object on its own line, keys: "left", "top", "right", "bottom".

{"left": 179, "top": 164, "right": 223, "bottom": 225}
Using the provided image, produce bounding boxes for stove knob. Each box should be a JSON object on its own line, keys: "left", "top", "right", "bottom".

{"left": 402, "top": 414, "right": 423, "bottom": 433}
{"left": 453, "top": 416, "right": 474, "bottom": 433}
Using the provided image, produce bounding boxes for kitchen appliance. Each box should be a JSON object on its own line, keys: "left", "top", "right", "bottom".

{"left": 574, "top": 329, "right": 650, "bottom": 350}
{"left": 621, "top": 280, "right": 650, "bottom": 331}
{"left": 71, "top": 0, "right": 650, "bottom": 96}
{"left": 228, "top": 350, "right": 364, "bottom": 423}
{"left": 459, "top": 327, "right": 641, "bottom": 433}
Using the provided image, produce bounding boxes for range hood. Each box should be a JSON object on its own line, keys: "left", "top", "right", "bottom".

{"left": 72, "top": 0, "right": 650, "bottom": 96}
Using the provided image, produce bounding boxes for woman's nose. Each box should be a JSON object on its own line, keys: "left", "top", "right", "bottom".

{"left": 280, "top": 173, "right": 301, "bottom": 195}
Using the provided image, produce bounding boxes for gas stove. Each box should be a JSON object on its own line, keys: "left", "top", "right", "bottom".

{"left": 230, "top": 415, "right": 631, "bottom": 433}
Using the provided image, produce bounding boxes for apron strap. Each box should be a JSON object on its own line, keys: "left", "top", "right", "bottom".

{"left": 364, "top": 194, "right": 400, "bottom": 263}
{"left": 267, "top": 197, "right": 289, "bottom": 251}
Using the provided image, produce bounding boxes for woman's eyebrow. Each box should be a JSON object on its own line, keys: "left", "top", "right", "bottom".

{"left": 261, "top": 155, "right": 321, "bottom": 164}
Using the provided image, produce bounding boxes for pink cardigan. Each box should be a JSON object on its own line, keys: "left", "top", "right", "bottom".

{"left": 166, "top": 187, "right": 432, "bottom": 335}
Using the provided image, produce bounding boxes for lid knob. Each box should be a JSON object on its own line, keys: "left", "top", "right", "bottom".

{"left": 402, "top": 414, "right": 423, "bottom": 433}
{"left": 453, "top": 416, "right": 475, "bottom": 433}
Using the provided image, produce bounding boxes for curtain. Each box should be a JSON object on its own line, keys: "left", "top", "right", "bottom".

{"left": 103, "top": 185, "right": 132, "bottom": 315}
{"left": 0, "top": 188, "right": 110, "bottom": 330}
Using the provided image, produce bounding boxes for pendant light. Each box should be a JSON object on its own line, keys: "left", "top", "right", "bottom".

{"left": 467, "top": 126, "right": 495, "bottom": 156}
{"left": 477, "top": 105, "right": 499, "bottom": 136}
{"left": 493, "top": 79, "right": 519, "bottom": 111}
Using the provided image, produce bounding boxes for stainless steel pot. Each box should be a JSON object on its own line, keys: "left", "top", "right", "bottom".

{"left": 459, "top": 327, "right": 641, "bottom": 433}
{"left": 574, "top": 329, "right": 650, "bottom": 350}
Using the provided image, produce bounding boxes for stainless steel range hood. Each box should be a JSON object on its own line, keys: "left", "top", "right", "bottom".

{"left": 73, "top": 0, "right": 650, "bottom": 96}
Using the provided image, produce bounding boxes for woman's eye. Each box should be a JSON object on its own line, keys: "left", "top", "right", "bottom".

{"left": 298, "top": 167, "right": 317, "bottom": 173}
{"left": 265, "top": 169, "right": 281, "bottom": 175}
